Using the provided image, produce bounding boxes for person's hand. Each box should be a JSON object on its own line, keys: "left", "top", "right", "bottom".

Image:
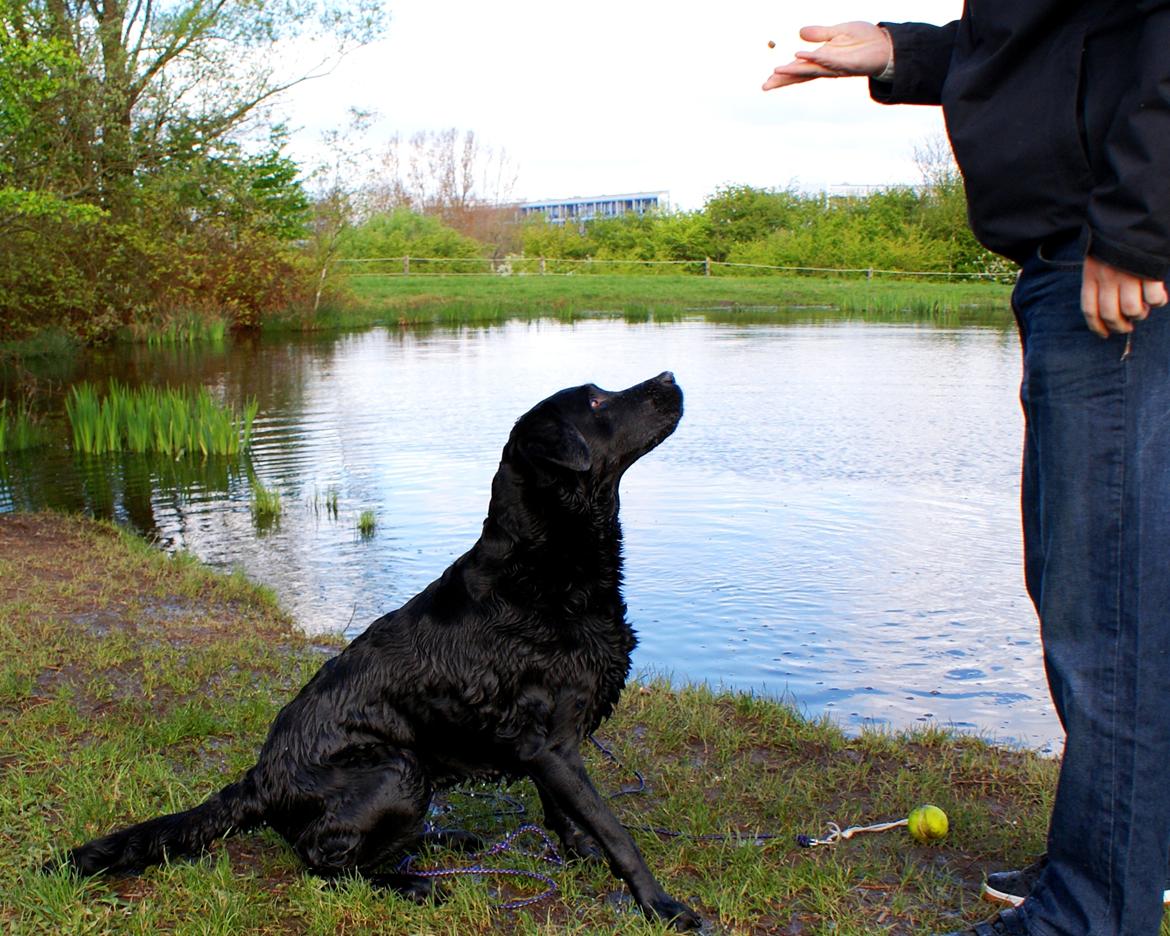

{"left": 1081, "top": 255, "right": 1169, "bottom": 337}
{"left": 763, "top": 22, "right": 893, "bottom": 90}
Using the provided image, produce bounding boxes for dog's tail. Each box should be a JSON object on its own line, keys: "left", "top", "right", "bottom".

{"left": 54, "top": 774, "right": 264, "bottom": 877}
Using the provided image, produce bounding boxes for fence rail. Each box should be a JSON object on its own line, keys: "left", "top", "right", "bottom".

{"left": 331, "top": 255, "right": 1014, "bottom": 282}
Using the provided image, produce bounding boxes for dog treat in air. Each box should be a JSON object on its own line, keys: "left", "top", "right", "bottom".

{"left": 768, "top": 39, "right": 776, "bottom": 48}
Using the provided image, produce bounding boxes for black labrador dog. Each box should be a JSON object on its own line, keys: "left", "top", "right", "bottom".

{"left": 56, "top": 371, "right": 700, "bottom": 931}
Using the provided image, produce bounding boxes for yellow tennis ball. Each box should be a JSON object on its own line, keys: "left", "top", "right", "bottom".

{"left": 907, "top": 804, "right": 949, "bottom": 843}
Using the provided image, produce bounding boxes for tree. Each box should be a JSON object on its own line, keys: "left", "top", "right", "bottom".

{"left": 703, "top": 184, "right": 808, "bottom": 259}
{"left": 0, "top": 1, "right": 96, "bottom": 226}
{"left": 2, "top": 0, "right": 384, "bottom": 212}
{"left": 339, "top": 209, "right": 483, "bottom": 263}
{"left": 913, "top": 135, "right": 1012, "bottom": 275}
{"left": 370, "top": 129, "right": 519, "bottom": 251}
{"left": 303, "top": 110, "right": 376, "bottom": 316}
{"left": 0, "top": 0, "right": 382, "bottom": 337}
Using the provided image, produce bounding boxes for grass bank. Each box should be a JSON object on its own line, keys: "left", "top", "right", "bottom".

{"left": 0, "top": 512, "right": 1083, "bottom": 934}
{"left": 292, "top": 274, "right": 1016, "bottom": 332}
{"left": 0, "top": 276, "right": 1015, "bottom": 356}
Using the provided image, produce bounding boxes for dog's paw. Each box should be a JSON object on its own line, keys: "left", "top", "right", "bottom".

{"left": 559, "top": 828, "right": 605, "bottom": 864}
{"left": 646, "top": 894, "right": 702, "bottom": 931}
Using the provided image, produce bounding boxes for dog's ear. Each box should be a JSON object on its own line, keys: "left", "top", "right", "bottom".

{"left": 521, "top": 418, "right": 592, "bottom": 472}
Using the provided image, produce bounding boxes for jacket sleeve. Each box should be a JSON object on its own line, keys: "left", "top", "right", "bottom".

{"left": 1085, "top": 4, "right": 1170, "bottom": 281}
{"left": 867, "top": 21, "right": 959, "bottom": 107}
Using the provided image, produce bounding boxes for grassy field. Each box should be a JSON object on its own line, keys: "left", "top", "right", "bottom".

{"left": 285, "top": 274, "right": 1016, "bottom": 333}
{"left": 0, "top": 512, "right": 1071, "bottom": 935}
{"left": 0, "top": 512, "right": 1095, "bottom": 935}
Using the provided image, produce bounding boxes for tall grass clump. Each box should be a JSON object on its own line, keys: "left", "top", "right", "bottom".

{"left": 66, "top": 381, "right": 258, "bottom": 457}
{"left": 144, "top": 313, "right": 229, "bottom": 346}
{"left": 250, "top": 481, "right": 282, "bottom": 528}
{"left": 357, "top": 509, "right": 376, "bottom": 538}
{"left": 118, "top": 312, "right": 229, "bottom": 345}
{"left": 0, "top": 398, "right": 48, "bottom": 452}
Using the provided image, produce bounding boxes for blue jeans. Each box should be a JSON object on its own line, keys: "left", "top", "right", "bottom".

{"left": 1013, "top": 238, "right": 1170, "bottom": 935}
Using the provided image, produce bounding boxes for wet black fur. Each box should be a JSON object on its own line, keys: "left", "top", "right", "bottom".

{"left": 55, "top": 372, "right": 700, "bottom": 930}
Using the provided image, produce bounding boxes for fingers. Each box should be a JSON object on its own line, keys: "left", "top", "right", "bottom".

{"left": 1081, "top": 261, "right": 1133, "bottom": 337}
{"left": 1093, "top": 283, "right": 1134, "bottom": 336}
{"left": 1081, "top": 273, "right": 1108, "bottom": 338}
{"left": 762, "top": 60, "right": 840, "bottom": 90}
{"left": 1120, "top": 277, "right": 1150, "bottom": 322}
{"left": 1081, "top": 255, "right": 1166, "bottom": 337}
{"left": 798, "top": 25, "right": 839, "bottom": 43}
{"left": 793, "top": 49, "right": 857, "bottom": 75}
{"left": 1144, "top": 280, "right": 1169, "bottom": 309}
{"left": 763, "top": 21, "right": 890, "bottom": 91}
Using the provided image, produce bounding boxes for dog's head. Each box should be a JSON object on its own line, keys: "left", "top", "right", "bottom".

{"left": 506, "top": 372, "right": 683, "bottom": 501}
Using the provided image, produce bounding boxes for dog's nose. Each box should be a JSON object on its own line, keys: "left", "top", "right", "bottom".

{"left": 656, "top": 371, "right": 675, "bottom": 384}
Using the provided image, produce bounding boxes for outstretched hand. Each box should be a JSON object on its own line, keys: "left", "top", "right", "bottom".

{"left": 763, "top": 22, "right": 892, "bottom": 90}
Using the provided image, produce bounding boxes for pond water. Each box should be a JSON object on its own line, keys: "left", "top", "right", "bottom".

{"left": 0, "top": 315, "right": 1061, "bottom": 752}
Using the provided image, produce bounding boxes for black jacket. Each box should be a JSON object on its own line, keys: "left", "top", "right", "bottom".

{"left": 871, "top": 2, "right": 1170, "bottom": 280}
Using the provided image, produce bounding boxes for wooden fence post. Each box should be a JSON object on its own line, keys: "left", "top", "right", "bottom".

{"left": 540, "top": 257, "right": 546, "bottom": 275}
{"left": 403, "top": 256, "right": 410, "bottom": 276}
{"left": 704, "top": 256, "right": 711, "bottom": 277}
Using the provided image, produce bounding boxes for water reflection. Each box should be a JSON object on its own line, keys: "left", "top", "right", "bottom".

{"left": 0, "top": 316, "right": 1060, "bottom": 751}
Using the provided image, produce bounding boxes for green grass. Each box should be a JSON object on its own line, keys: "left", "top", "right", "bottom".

{"left": 0, "top": 399, "right": 48, "bottom": 452}
{"left": 249, "top": 481, "right": 283, "bottom": 529}
{"left": 310, "top": 486, "right": 340, "bottom": 520}
{"left": 119, "top": 312, "right": 229, "bottom": 346}
{"left": 357, "top": 509, "right": 376, "bottom": 539}
{"left": 65, "top": 382, "right": 258, "bottom": 457}
{"left": 289, "top": 273, "right": 1015, "bottom": 333}
{"left": 2, "top": 511, "right": 1164, "bottom": 935}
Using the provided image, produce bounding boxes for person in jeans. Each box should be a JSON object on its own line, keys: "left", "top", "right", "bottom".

{"left": 764, "top": 8, "right": 1170, "bottom": 936}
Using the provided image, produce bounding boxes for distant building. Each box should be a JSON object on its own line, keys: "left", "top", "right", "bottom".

{"left": 826, "top": 183, "right": 891, "bottom": 198}
{"left": 516, "top": 191, "right": 670, "bottom": 225}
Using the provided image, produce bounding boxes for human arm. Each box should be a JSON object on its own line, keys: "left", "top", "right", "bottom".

{"left": 866, "top": 21, "right": 958, "bottom": 105}
{"left": 763, "top": 20, "right": 959, "bottom": 104}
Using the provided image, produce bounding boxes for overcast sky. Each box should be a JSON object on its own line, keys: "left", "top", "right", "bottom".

{"left": 278, "top": 1, "right": 958, "bottom": 210}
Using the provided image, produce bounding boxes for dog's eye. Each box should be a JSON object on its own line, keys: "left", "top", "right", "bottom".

{"left": 589, "top": 397, "right": 605, "bottom": 411}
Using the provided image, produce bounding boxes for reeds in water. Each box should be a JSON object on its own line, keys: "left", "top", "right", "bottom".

{"left": 147, "top": 316, "right": 227, "bottom": 346}
{"left": 250, "top": 481, "right": 283, "bottom": 527}
{"left": 120, "top": 313, "right": 228, "bottom": 346}
{"left": 0, "top": 399, "right": 47, "bottom": 452}
{"left": 357, "top": 509, "right": 376, "bottom": 538}
{"left": 65, "top": 382, "right": 258, "bottom": 457}
{"left": 310, "top": 486, "right": 341, "bottom": 519}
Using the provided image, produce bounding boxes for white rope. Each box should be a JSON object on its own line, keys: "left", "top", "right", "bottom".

{"left": 797, "top": 817, "right": 908, "bottom": 848}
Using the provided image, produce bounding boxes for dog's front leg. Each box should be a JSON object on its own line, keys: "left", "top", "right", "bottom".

{"left": 535, "top": 780, "right": 604, "bottom": 862}
{"left": 525, "top": 745, "right": 701, "bottom": 931}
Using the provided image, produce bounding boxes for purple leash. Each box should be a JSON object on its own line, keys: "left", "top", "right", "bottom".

{"left": 398, "top": 823, "right": 565, "bottom": 910}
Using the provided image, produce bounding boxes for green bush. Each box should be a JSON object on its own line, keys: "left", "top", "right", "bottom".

{"left": 510, "top": 183, "right": 1009, "bottom": 279}
{"left": 339, "top": 209, "right": 485, "bottom": 271}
